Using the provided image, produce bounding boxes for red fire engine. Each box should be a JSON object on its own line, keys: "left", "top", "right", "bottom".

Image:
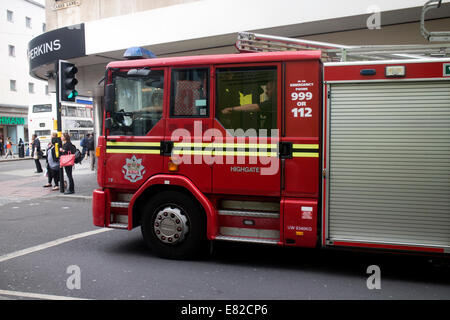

{"left": 92, "top": 32, "right": 450, "bottom": 259}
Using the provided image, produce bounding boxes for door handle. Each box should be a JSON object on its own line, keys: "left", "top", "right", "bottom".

{"left": 281, "top": 158, "right": 286, "bottom": 191}
{"left": 279, "top": 142, "right": 293, "bottom": 159}
{"left": 160, "top": 140, "right": 174, "bottom": 156}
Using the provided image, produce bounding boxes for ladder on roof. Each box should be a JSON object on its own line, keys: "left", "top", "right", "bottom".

{"left": 421, "top": 0, "right": 450, "bottom": 42}
{"left": 236, "top": 1, "right": 450, "bottom": 62}
{"left": 236, "top": 31, "right": 450, "bottom": 62}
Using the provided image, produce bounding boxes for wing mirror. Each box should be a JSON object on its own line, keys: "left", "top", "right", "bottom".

{"left": 104, "top": 83, "right": 115, "bottom": 114}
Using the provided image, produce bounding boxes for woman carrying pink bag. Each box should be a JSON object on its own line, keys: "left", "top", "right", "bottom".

{"left": 60, "top": 133, "right": 76, "bottom": 194}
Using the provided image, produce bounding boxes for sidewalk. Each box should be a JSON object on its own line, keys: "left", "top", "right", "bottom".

{"left": 52, "top": 159, "right": 99, "bottom": 199}
{"left": 0, "top": 155, "right": 99, "bottom": 203}
{"left": 0, "top": 156, "right": 33, "bottom": 162}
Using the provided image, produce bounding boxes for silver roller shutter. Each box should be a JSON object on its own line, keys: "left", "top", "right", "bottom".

{"left": 328, "top": 81, "right": 450, "bottom": 249}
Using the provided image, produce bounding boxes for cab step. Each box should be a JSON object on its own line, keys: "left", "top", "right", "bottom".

{"left": 218, "top": 209, "right": 279, "bottom": 218}
{"left": 110, "top": 201, "right": 130, "bottom": 208}
{"left": 215, "top": 235, "right": 279, "bottom": 245}
{"left": 108, "top": 223, "right": 128, "bottom": 229}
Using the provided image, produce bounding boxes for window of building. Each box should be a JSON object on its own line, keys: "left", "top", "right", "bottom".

{"left": 45, "top": 85, "right": 49, "bottom": 95}
{"left": 10, "top": 80, "right": 17, "bottom": 92}
{"left": 7, "top": 10, "right": 13, "bottom": 22}
{"left": 215, "top": 67, "right": 278, "bottom": 135}
{"left": 8, "top": 45, "right": 15, "bottom": 57}
{"left": 25, "top": 17, "right": 31, "bottom": 29}
{"left": 170, "top": 68, "right": 209, "bottom": 117}
{"left": 28, "top": 82, "right": 35, "bottom": 94}
{"left": 42, "top": 23, "right": 46, "bottom": 32}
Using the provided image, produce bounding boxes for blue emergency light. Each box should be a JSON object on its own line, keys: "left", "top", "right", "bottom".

{"left": 123, "top": 47, "right": 157, "bottom": 60}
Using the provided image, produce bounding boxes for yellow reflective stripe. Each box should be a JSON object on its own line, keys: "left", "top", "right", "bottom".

{"left": 173, "top": 150, "right": 212, "bottom": 156}
{"left": 173, "top": 142, "right": 206, "bottom": 148}
{"left": 107, "top": 141, "right": 161, "bottom": 147}
{"left": 215, "top": 151, "right": 277, "bottom": 157}
{"left": 292, "top": 144, "right": 319, "bottom": 149}
{"left": 106, "top": 149, "right": 160, "bottom": 154}
{"left": 173, "top": 150, "right": 278, "bottom": 157}
{"left": 173, "top": 142, "right": 277, "bottom": 149}
{"left": 215, "top": 143, "right": 277, "bottom": 149}
{"left": 292, "top": 152, "right": 319, "bottom": 158}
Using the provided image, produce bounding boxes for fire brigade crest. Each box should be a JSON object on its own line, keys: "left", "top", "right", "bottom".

{"left": 122, "top": 155, "right": 146, "bottom": 183}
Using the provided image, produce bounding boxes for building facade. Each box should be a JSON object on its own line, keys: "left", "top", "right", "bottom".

{"left": 1, "top": 0, "right": 50, "bottom": 152}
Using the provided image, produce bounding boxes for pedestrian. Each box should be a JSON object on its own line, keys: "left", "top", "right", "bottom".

{"left": 31, "top": 134, "right": 43, "bottom": 172}
{"left": 45, "top": 137, "right": 61, "bottom": 190}
{"left": 60, "top": 133, "right": 75, "bottom": 194}
{"left": 87, "top": 133, "right": 96, "bottom": 171}
{"left": 5, "top": 137, "right": 15, "bottom": 159}
{"left": 18, "top": 138, "right": 25, "bottom": 158}
{"left": 0, "top": 137, "right": 4, "bottom": 157}
{"left": 80, "top": 134, "right": 88, "bottom": 159}
{"left": 43, "top": 141, "right": 53, "bottom": 188}
{"left": 50, "top": 132, "right": 63, "bottom": 149}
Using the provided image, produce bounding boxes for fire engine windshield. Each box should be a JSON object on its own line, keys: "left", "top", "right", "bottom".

{"left": 110, "top": 69, "right": 164, "bottom": 136}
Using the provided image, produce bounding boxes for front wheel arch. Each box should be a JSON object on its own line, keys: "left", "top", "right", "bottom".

{"left": 132, "top": 184, "right": 205, "bottom": 228}
{"left": 140, "top": 190, "right": 208, "bottom": 259}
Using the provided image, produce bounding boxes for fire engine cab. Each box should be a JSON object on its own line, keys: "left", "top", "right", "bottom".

{"left": 92, "top": 33, "right": 450, "bottom": 259}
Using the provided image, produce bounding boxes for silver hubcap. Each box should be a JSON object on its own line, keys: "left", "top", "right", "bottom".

{"left": 154, "top": 207, "right": 189, "bottom": 244}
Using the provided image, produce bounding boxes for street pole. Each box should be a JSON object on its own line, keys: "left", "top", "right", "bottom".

{"left": 55, "top": 60, "right": 65, "bottom": 193}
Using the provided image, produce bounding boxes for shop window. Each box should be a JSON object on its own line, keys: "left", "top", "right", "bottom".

{"left": 67, "top": 107, "right": 77, "bottom": 117}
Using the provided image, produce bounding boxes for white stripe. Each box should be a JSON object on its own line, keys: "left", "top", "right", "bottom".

{"left": 0, "top": 229, "right": 112, "bottom": 263}
{"left": 0, "top": 289, "right": 88, "bottom": 300}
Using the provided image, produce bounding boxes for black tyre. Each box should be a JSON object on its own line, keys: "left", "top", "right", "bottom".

{"left": 141, "top": 190, "right": 207, "bottom": 260}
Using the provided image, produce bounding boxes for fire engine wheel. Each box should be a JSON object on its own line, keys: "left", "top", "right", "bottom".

{"left": 141, "top": 191, "right": 206, "bottom": 260}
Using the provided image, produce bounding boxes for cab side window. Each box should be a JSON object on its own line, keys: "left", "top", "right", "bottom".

{"left": 170, "top": 68, "right": 209, "bottom": 117}
{"left": 215, "top": 67, "right": 277, "bottom": 135}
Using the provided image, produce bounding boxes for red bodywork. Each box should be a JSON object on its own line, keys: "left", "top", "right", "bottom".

{"left": 322, "top": 59, "right": 450, "bottom": 255}
{"left": 93, "top": 51, "right": 322, "bottom": 248}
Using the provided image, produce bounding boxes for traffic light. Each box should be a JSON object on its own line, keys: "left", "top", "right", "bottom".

{"left": 59, "top": 61, "right": 79, "bottom": 102}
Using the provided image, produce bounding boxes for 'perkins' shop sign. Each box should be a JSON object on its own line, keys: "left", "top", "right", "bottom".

{"left": 28, "top": 24, "right": 85, "bottom": 75}
{"left": 0, "top": 117, "right": 26, "bottom": 125}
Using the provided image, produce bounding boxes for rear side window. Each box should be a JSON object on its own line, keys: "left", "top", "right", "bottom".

{"left": 215, "top": 66, "right": 277, "bottom": 135}
{"left": 170, "top": 68, "right": 209, "bottom": 117}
